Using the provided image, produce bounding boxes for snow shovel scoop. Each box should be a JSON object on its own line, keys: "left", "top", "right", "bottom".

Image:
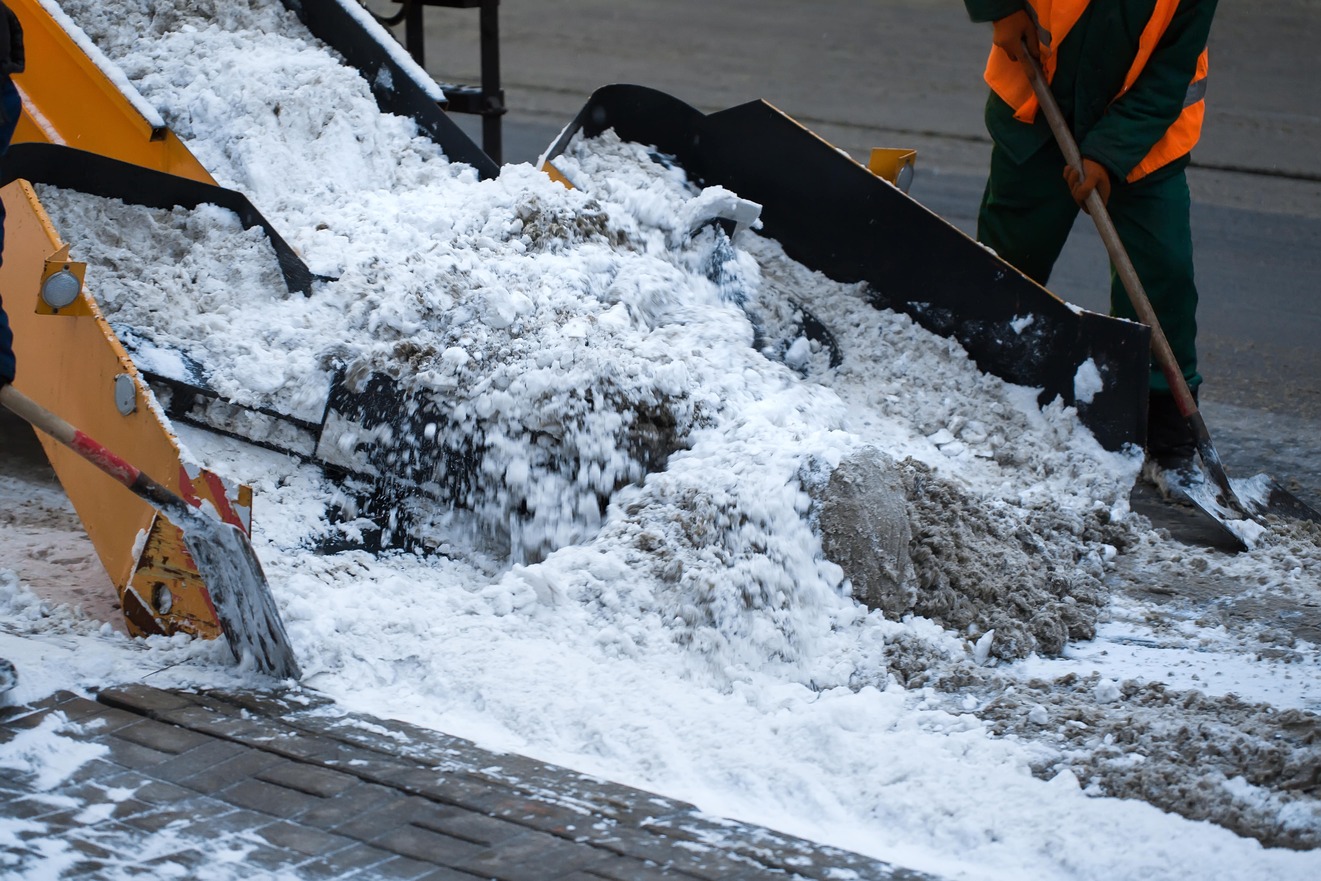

{"left": 0, "top": 384, "right": 301, "bottom": 678}
{"left": 1019, "top": 44, "right": 1321, "bottom": 550}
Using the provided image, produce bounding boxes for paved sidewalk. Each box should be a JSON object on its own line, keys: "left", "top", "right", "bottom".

{"left": 0, "top": 684, "right": 935, "bottom": 880}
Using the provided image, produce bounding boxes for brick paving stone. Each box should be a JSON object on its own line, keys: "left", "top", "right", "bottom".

{"left": 299, "top": 781, "right": 403, "bottom": 831}
{"left": 200, "top": 687, "right": 335, "bottom": 719}
{"left": 176, "top": 747, "right": 289, "bottom": 794}
{"left": 113, "top": 718, "right": 215, "bottom": 755}
{"left": 575, "top": 855, "right": 706, "bottom": 881}
{"left": 250, "top": 731, "right": 347, "bottom": 764}
{"left": 257, "top": 760, "right": 360, "bottom": 797}
{"left": 1, "top": 792, "right": 73, "bottom": 821}
{"left": 588, "top": 825, "right": 768, "bottom": 881}
{"left": 97, "top": 796, "right": 158, "bottom": 824}
{"left": 369, "top": 765, "right": 464, "bottom": 797}
{"left": 258, "top": 817, "right": 362, "bottom": 856}
{"left": 454, "top": 829, "right": 619, "bottom": 881}
{"left": 38, "top": 695, "right": 116, "bottom": 725}
{"left": 220, "top": 777, "right": 327, "bottom": 819}
{"left": 299, "top": 740, "right": 385, "bottom": 772}
{"left": 140, "top": 847, "right": 210, "bottom": 875}
{"left": 191, "top": 804, "right": 281, "bottom": 838}
{"left": 0, "top": 774, "right": 27, "bottom": 797}
{"left": 412, "top": 806, "right": 526, "bottom": 847}
{"left": 321, "top": 754, "right": 420, "bottom": 786}
{"left": 230, "top": 839, "right": 313, "bottom": 874}
{"left": 55, "top": 756, "right": 124, "bottom": 787}
{"left": 147, "top": 737, "right": 249, "bottom": 784}
{"left": 0, "top": 703, "right": 33, "bottom": 724}
{"left": 102, "top": 734, "right": 176, "bottom": 771}
{"left": 24, "top": 805, "right": 83, "bottom": 839}
{"left": 53, "top": 828, "right": 119, "bottom": 862}
{"left": 401, "top": 773, "right": 532, "bottom": 817}
{"left": 101, "top": 773, "right": 197, "bottom": 805}
{"left": 2, "top": 696, "right": 63, "bottom": 724}
{"left": 371, "top": 822, "right": 487, "bottom": 866}
{"left": 365, "top": 853, "right": 451, "bottom": 880}
{"left": 338, "top": 795, "right": 461, "bottom": 842}
{"left": 75, "top": 705, "right": 149, "bottom": 738}
{"left": 478, "top": 790, "right": 597, "bottom": 838}
{"left": 414, "top": 867, "right": 490, "bottom": 881}
{"left": 118, "top": 795, "right": 236, "bottom": 834}
{"left": 156, "top": 704, "right": 276, "bottom": 741}
{"left": 642, "top": 820, "right": 848, "bottom": 881}
{"left": 99, "top": 683, "right": 197, "bottom": 716}
{"left": 295, "top": 841, "right": 402, "bottom": 879}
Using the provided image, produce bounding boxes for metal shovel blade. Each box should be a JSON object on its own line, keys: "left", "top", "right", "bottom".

{"left": 1168, "top": 469, "right": 1259, "bottom": 551}
{"left": 1226, "top": 472, "right": 1321, "bottom": 526}
{"left": 1164, "top": 465, "right": 1321, "bottom": 552}
{"left": 166, "top": 500, "right": 301, "bottom": 679}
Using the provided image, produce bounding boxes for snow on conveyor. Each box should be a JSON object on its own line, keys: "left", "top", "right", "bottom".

{"left": 5, "top": 3, "right": 1321, "bottom": 880}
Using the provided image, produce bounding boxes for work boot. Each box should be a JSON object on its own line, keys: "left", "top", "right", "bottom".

{"left": 1142, "top": 389, "right": 1200, "bottom": 495}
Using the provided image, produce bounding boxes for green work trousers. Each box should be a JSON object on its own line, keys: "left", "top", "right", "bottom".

{"left": 977, "top": 140, "right": 1201, "bottom": 394}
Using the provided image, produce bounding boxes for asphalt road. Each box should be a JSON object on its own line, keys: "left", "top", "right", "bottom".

{"left": 372, "top": 0, "right": 1320, "bottom": 503}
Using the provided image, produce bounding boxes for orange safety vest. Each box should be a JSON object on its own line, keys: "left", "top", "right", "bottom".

{"left": 984, "top": 0, "right": 1209, "bottom": 182}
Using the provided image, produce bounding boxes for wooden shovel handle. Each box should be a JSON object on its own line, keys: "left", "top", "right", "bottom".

{"left": 0, "top": 383, "right": 188, "bottom": 514}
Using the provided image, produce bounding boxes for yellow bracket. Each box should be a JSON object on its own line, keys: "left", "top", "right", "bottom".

{"left": 124, "top": 472, "right": 253, "bottom": 640}
{"left": 8, "top": 0, "right": 214, "bottom": 183}
{"left": 540, "top": 159, "right": 575, "bottom": 190}
{"left": 868, "top": 148, "right": 917, "bottom": 193}
{"left": 35, "top": 244, "right": 91, "bottom": 317}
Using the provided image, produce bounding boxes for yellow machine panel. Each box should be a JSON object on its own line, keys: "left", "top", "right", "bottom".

{"left": 7, "top": 0, "right": 214, "bottom": 183}
{"left": 2, "top": 179, "right": 232, "bottom": 639}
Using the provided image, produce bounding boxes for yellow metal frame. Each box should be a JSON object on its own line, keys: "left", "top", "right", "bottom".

{"left": 7, "top": 0, "right": 213, "bottom": 183}
{"left": 2, "top": 180, "right": 247, "bottom": 639}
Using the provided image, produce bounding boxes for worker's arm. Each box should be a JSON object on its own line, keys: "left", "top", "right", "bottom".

{"left": 966, "top": 2, "right": 1038, "bottom": 63}
{"left": 0, "top": 3, "right": 20, "bottom": 77}
{"left": 0, "top": 297, "right": 15, "bottom": 387}
{"left": 1080, "top": 0, "right": 1219, "bottom": 182}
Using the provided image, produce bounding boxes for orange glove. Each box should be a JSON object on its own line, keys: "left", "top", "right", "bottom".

{"left": 992, "top": 10, "right": 1039, "bottom": 62}
{"left": 1064, "top": 159, "right": 1112, "bottom": 212}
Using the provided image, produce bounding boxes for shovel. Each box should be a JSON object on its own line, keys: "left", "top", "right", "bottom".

{"left": 0, "top": 384, "right": 301, "bottom": 678}
{"left": 1018, "top": 44, "right": 1320, "bottom": 549}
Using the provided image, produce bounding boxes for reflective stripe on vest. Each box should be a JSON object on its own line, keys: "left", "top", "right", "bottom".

{"left": 983, "top": 0, "right": 1208, "bottom": 182}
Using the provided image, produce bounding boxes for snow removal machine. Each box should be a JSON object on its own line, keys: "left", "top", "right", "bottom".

{"left": 7, "top": 0, "right": 1287, "bottom": 675}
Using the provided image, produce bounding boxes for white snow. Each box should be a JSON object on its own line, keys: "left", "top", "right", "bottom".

{"left": 1074, "top": 357, "right": 1104, "bottom": 404}
{"left": 2, "top": 2, "right": 1319, "bottom": 881}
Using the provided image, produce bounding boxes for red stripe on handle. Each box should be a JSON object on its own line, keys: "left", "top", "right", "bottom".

{"left": 70, "top": 431, "right": 142, "bottom": 487}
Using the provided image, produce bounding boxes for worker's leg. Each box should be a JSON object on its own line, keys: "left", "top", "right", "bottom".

{"left": 976, "top": 140, "right": 1080, "bottom": 286}
{"left": 1106, "top": 169, "right": 1201, "bottom": 394}
{"left": 1107, "top": 169, "right": 1202, "bottom": 468}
